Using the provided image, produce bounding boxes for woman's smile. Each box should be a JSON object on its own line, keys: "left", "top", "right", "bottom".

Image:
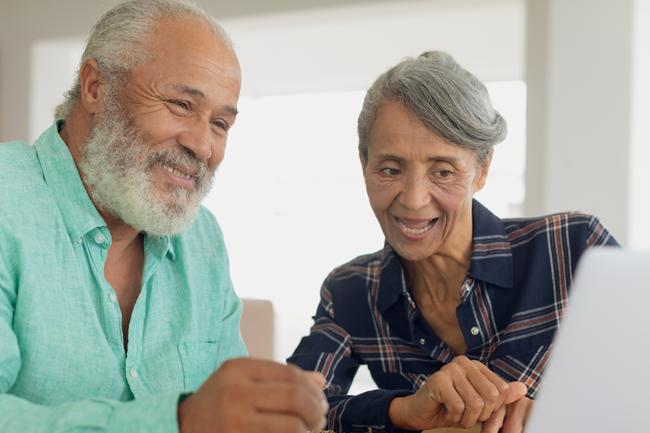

{"left": 394, "top": 216, "right": 438, "bottom": 239}
{"left": 363, "top": 102, "right": 489, "bottom": 262}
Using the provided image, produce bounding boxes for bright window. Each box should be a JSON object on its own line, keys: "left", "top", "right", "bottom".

{"left": 204, "top": 82, "right": 526, "bottom": 392}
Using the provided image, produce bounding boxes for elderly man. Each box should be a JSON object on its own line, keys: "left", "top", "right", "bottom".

{"left": 0, "top": 0, "right": 327, "bottom": 432}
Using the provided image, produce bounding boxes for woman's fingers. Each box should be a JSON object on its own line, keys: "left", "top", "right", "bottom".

{"left": 501, "top": 396, "right": 533, "bottom": 433}
{"left": 480, "top": 405, "right": 507, "bottom": 433}
{"left": 462, "top": 361, "right": 506, "bottom": 421}
{"left": 504, "top": 382, "right": 527, "bottom": 405}
{"left": 441, "top": 357, "right": 527, "bottom": 427}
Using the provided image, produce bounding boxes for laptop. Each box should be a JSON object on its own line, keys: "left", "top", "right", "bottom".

{"left": 525, "top": 248, "right": 650, "bottom": 432}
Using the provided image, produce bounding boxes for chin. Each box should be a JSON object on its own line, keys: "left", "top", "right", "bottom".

{"left": 389, "top": 239, "right": 438, "bottom": 262}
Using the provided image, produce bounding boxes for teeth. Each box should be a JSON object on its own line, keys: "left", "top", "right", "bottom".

{"left": 162, "top": 164, "right": 191, "bottom": 180}
{"left": 397, "top": 218, "right": 434, "bottom": 234}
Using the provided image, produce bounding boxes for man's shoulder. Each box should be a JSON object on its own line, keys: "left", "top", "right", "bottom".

{"left": 0, "top": 141, "right": 46, "bottom": 210}
{"left": 0, "top": 140, "right": 40, "bottom": 172}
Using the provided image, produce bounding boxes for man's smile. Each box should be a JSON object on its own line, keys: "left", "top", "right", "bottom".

{"left": 161, "top": 163, "right": 192, "bottom": 180}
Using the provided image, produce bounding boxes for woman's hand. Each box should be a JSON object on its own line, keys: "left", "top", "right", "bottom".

{"left": 387, "top": 356, "right": 527, "bottom": 432}
{"left": 480, "top": 395, "right": 532, "bottom": 433}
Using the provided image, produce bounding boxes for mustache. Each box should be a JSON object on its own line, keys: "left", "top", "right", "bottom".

{"left": 146, "top": 146, "right": 211, "bottom": 184}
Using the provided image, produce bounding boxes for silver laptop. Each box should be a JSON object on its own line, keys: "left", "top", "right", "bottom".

{"left": 525, "top": 248, "right": 650, "bottom": 432}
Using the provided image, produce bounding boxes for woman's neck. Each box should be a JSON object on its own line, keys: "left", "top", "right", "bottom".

{"left": 401, "top": 224, "right": 473, "bottom": 305}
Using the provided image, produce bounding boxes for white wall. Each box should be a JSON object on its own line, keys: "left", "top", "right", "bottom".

{"left": 526, "top": 0, "right": 650, "bottom": 248}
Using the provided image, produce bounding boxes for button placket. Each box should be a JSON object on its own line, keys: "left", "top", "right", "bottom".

{"left": 94, "top": 233, "right": 105, "bottom": 244}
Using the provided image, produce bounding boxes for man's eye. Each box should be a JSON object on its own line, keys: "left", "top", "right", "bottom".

{"left": 434, "top": 170, "right": 452, "bottom": 178}
{"left": 212, "top": 120, "right": 228, "bottom": 131}
{"left": 381, "top": 168, "right": 400, "bottom": 175}
{"left": 172, "top": 101, "right": 189, "bottom": 110}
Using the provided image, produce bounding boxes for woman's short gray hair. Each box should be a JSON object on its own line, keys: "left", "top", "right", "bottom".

{"left": 54, "top": 0, "right": 232, "bottom": 120}
{"left": 357, "top": 51, "right": 507, "bottom": 164}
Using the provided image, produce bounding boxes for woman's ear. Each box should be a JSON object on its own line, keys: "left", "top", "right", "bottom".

{"left": 473, "top": 149, "right": 493, "bottom": 193}
{"left": 359, "top": 148, "right": 368, "bottom": 176}
{"left": 78, "top": 59, "right": 104, "bottom": 115}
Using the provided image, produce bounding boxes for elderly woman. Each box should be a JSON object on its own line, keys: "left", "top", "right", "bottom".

{"left": 288, "top": 51, "right": 619, "bottom": 433}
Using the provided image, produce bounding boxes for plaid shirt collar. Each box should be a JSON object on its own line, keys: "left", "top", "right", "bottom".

{"left": 375, "top": 199, "right": 514, "bottom": 314}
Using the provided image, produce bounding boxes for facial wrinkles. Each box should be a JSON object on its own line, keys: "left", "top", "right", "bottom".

{"left": 79, "top": 85, "right": 216, "bottom": 237}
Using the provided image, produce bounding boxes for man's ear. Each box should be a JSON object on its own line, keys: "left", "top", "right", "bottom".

{"left": 473, "top": 148, "right": 493, "bottom": 193}
{"left": 78, "top": 59, "right": 104, "bottom": 115}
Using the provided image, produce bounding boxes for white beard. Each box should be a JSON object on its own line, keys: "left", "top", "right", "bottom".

{"left": 79, "top": 96, "right": 216, "bottom": 237}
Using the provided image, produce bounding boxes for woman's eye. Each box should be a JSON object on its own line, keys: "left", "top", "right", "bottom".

{"left": 434, "top": 170, "right": 452, "bottom": 178}
{"left": 381, "top": 167, "right": 400, "bottom": 176}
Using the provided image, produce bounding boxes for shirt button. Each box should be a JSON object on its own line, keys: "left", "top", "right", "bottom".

{"left": 94, "top": 233, "right": 105, "bottom": 244}
{"left": 465, "top": 284, "right": 471, "bottom": 292}
{"left": 471, "top": 327, "right": 480, "bottom": 335}
{"left": 109, "top": 293, "right": 117, "bottom": 304}
{"left": 130, "top": 369, "right": 139, "bottom": 379}
{"left": 419, "top": 338, "right": 426, "bottom": 345}
{"left": 77, "top": 238, "right": 83, "bottom": 244}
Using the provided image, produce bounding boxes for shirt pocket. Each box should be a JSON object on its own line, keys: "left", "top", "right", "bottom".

{"left": 177, "top": 341, "right": 220, "bottom": 391}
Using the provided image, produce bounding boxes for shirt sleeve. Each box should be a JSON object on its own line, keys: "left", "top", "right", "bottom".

{"left": 287, "top": 283, "right": 413, "bottom": 433}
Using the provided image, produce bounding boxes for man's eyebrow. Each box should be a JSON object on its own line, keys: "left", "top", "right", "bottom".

{"left": 223, "top": 105, "right": 239, "bottom": 116}
{"left": 174, "top": 84, "right": 206, "bottom": 99}
{"left": 172, "top": 84, "right": 239, "bottom": 116}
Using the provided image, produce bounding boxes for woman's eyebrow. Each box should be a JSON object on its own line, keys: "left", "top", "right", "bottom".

{"left": 373, "top": 153, "right": 462, "bottom": 163}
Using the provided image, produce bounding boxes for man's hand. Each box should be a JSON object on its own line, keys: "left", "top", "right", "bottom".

{"left": 388, "top": 356, "right": 527, "bottom": 432}
{"left": 177, "top": 358, "right": 328, "bottom": 433}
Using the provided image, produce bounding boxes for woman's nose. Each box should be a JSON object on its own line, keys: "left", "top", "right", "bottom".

{"left": 399, "top": 176, "right": 431, "bottom": 210}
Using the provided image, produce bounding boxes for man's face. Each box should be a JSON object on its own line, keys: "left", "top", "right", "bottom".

{"left": 80, "top": 17, "right": 241, "bottom": 236}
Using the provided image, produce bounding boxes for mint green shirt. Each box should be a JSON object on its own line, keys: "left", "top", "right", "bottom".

{"left": 0, "top": 121, "right": 247, "bottom": 432}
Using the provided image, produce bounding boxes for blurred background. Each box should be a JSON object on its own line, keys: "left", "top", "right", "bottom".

{"left": 1, "top": 0, "right": 648, "bottom": 393}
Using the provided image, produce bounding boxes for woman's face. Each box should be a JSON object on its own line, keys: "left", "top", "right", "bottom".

{"left": 362, "top": 102, "right": 491, "bottom": 262}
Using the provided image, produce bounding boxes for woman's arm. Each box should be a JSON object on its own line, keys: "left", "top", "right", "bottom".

{"left": 387, "top": 356, "right": 527, "bottom": 432}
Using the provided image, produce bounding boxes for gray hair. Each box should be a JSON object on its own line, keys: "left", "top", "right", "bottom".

{"left": 54, "top": 0, "right": 232, "bottom": 120}
{"left": 357, "top": 51, "right": 506, "bottom": 164}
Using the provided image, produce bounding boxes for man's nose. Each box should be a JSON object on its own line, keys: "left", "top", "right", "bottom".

{"left": 177, "top": 118, "right": 212, "bottom": 160}
{"left": 399, "top": 176, "right": 431, "bottom": 210}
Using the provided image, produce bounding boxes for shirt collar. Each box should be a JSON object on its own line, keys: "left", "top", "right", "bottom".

{"left": 34, "top": 120, "right": 106, "bottom": 244}
{"left": 468, "top": 199, "right": 514, "bottom": 289}
{"left": 34, "top": 120, "right": 175, "bottom": 261}
{"left": 376, "top": 199, "right": 515, "bottom": 312}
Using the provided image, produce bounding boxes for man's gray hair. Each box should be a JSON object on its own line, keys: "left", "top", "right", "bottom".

{"left": 54, "top": 0, "right": 232, "bottom": 120}
{"left": 358, "top": 51, "right": 506, "bottom": 164}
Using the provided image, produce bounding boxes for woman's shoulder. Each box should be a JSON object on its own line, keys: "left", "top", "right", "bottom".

{"left": 326, "top": 247, "right": 387, "bottom": 279}
{"left": 500, "top": 211, "right": 617, "bottom": 248}
{"left": 321, "top": 245, "right": 398, "bottom": 297}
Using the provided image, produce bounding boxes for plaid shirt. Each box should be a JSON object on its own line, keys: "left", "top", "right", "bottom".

{"left": 288, "top": 200, "right": 619, "bottom": 433}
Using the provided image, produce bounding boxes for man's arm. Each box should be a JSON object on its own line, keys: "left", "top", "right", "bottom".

{"left": 178, "top": 359, "right": 327, "bottom": 433}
